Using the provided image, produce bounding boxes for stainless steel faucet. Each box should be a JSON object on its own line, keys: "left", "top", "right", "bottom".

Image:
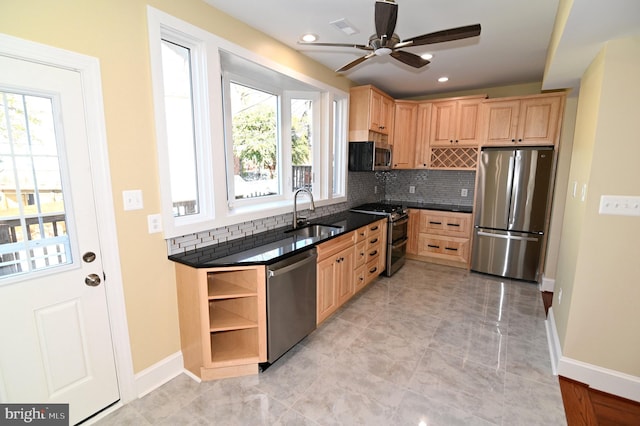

{"left": 293, "top": 188, "right": 315, "bottom": 229}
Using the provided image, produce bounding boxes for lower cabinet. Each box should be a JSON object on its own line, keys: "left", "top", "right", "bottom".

{"left": 407, "top": 209, "right": 472, "bottom": 268}
{"left": 317, "top": 219, "right": 386, "bottom": 324}
{"left": 174, "top": 264, "right": 266, "bottom": 381}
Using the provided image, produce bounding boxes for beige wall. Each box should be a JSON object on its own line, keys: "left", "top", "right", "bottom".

{"left": 0, "top": 0, "right": 351, "bottom": 372}
{"left": 553, "top": 36, "right": 640, "bottom": 376}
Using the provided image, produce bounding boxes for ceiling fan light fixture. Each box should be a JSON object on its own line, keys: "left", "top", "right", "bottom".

{"left": 301, "top": 33, "right": 318, "bottom": 43}
{"left": 421, "top": 53, "right": 433, "bottom": 60}
{"left": 375, "top": 47, "right": 393, "bottom": 56}
{"left": 438, "top": 76, "right": 449, "bottom": 83}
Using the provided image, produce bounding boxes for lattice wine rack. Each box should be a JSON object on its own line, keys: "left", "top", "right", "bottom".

{"left": 429, "top": 147, "right": 479, "bottom": 170}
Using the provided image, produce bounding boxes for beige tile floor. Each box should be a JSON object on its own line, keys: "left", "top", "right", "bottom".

{"left": 96, "top": 260, "right": 566, "bottom": 425}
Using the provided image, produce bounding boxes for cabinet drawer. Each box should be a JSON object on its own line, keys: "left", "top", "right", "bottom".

{"left": 419, "top": 211, "right": 471, "bottom": 238}
{"left": 366, "top": 243, "right": 381, "bottom": 263}
{"left": 354, "top": 241, "right": 367, "bottom": 267}
{"left": 365, "top": 258, "right": 382, "bottom": 284}
{"left": 317, "top": 231, "right": 355, "bottom": 261}
{"left": 417, "top": 234, "right": 469, "bottom": 263}
{"left": 355, "top": 226, "right": 368, "bottom": 243}
{"left": 354, "top": 265, "right": 367, "bottom": 293}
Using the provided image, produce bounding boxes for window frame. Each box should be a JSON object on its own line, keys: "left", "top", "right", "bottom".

{"left": 147, "top": 7, "right": 348, "bottom": 238}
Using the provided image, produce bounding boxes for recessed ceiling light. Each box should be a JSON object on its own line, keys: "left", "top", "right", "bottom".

{"left": 301, "top": 33, "right": 318, "bottom": 42}
{"left": 438, "top": 76, "right": 449, "bottom": 83}
{"left": 421, "top": 53, "right": 433, "bottom": 60}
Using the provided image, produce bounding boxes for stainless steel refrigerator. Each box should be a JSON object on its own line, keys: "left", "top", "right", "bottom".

{"left": 471, "top": 147, "right": 554, "bottom": 282}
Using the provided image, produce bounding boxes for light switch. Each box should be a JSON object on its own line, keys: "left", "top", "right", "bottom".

{"left": 599, "top": 195, "right": 640, "bottom": 216}
{"left": 122, "top": 190, "right": 143, "bottom": 211}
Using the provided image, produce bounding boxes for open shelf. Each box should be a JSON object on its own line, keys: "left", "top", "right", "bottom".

{"left": 207, "top": 278, "right": 257, "bottom": 299}
{"left": 209, "top": 299, "right": 258, "bottom": 331}
{"left": 210, "top": 328, "right": 260, "bottom": 366}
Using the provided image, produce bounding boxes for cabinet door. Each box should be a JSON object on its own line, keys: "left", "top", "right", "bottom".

{"left": 419, "top": 210, "right": 471, "bottom": 238}
{"left": 414, "top": 102, "right": 432, "bottom": 168}
{"left": 317, "top": 257, "right": 338, "bottom": 324}
{"left": 517, "top": 95, "right": 562, "bottom": 145}
{"left": 391, "top": 101, "right": 417, "bottom": 169}
{"left": 369, "top": 89, "right": 383, "bottom": 132}
{"left": 481, "top": 99, "right": 520, "bottom": 146}
{"left": 380, "top": 95, "right": 394, "bottom": 135}
{"left": 430, "top": 100, "right": 457, "bottom": 146}
{"left": 455, "top": 98, "right": 483, "bottom": 146}
{"left": 336, "top": 247, "right": 355, "bottom": 306}
{"left": 407, "top": 209, "right": 420, "bottom": 255}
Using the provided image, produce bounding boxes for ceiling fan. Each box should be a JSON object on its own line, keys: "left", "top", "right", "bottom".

{"left": 298, "top": 0, "right": 481, "bottom": 72}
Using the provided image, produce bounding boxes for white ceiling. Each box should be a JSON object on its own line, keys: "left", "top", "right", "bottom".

{"left": 204, "top": 0, "right": 640, "bottom": 99}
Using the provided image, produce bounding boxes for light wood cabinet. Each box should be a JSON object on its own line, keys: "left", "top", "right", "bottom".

{"left": 175, "top": 264, "right": 266, "bottom": 381}
{"left": 349, "top": 85, "right": 395, "bottom": 141}
{"left": 317, "top": 219, "right": 386, "bottom": 324}
{"left": 392, "top": 101, "right": 418, "bottom": 169}
{"left": 430, "top": 96, "right": 485, "bottom": 147}
{"left": 407, "top": 209, "right": 472, "bottom": 268}
{"left": 481, "top": 93, "right": 565, "bottom": 146}
{"left": 414, "top": 102, "right": 432, "bottom": 169}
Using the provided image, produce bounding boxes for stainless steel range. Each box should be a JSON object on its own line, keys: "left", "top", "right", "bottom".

{"left": 351, "top": 202, "right": 409, "bottom": 276}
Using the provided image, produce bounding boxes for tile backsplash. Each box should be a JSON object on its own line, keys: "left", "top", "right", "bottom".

{"left": 383, "top": 169, "right": 476, "bottom": 206}
{"left": 168, "top": 169, "right": 475, "bottom": 254}
{"left": 167, "top": 171, "right": 380, "bottom": 254}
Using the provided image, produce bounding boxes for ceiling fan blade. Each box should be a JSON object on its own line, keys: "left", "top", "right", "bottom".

{"left": 402, "top": 24, "right": 481, "bottom": 47}
{"left": 375, "top": 0, "right": 398, "bottom": 40}
{"left": 336, "top": 53, "right": 375, "bottom": 72}
{"left": 390, "top": 50, "right": 430, "bottom": 68}
{"left": 297, "top": 41, "right": 372, "bottom": 51}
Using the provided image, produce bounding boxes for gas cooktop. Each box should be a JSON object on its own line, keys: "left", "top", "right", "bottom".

{"left": 350, "top": 202, "right": 408, "bottom": 220}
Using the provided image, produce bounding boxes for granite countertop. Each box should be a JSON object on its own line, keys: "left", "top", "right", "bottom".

{"left": 168, "top": 211, "right": 383, "bottom": 268}
{"left": 388, "top": 200, "right": 473, "bottom": 214}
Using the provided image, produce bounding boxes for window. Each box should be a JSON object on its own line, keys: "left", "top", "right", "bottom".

{"left": 227, "top": 82, "right": 280, "bottom": 201}
{"left": 148, "top": 7, "right": 348, "bottom": 238}
{"left": 160, "top": 40, "right": 200, "bottom": 217}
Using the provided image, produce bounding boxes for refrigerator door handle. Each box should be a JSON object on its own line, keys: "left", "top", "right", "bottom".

{"left": 477, "top": 231, "right": 539, "bottom": 242}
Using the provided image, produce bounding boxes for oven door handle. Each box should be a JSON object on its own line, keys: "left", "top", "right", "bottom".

{"left": 391, "top": 238, "right": 408, "bottom": 249}
{"left": 392, "top": 217, "right": 409, "bottom": 226}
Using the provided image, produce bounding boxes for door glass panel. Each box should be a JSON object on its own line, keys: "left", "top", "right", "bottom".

{"left": 0, "top": 91, "right": 70, "bottom": 278}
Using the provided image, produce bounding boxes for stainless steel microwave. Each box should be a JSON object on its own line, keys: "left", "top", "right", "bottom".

{"left": 348, "top": 141, "right": 392, "bottom": 171}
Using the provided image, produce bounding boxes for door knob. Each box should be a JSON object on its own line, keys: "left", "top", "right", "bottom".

{"left": 82, "top": 251, "right": 96, "bottom": 263}
{"left": 85, "top": 273, "right": 101, "bottom": 287}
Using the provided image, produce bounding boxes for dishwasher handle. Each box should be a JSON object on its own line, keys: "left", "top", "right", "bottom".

{"left": 268, "top": 252, "right": 317, "bottom": 278}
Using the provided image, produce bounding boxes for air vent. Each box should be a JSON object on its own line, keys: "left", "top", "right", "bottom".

{"left": 330, "top": 18, "right": 359, "bottom": 35}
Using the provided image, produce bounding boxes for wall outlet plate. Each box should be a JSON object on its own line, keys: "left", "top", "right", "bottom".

{"left": 461, "top": 188, "right": 468, "bottom": 197}
{"left": 599, "top": 195, "right": 640, "bottom": 216}
{"left": 147, "top": 214, "right": 163, "bottom": 233}
{"left": 409, "top": 185, "right": 415, "bottom": 194}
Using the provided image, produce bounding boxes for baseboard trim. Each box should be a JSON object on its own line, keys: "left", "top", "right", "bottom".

{"left": 546, "top": 307, "right": 562, "bottom": 375}
{"left": 541, "top": 276, "right": 555, "bottom": 292}
{"left": 545, "top": 307, "right": 640, "bottom": 403}
{"left": 134, "top": 351, "right": 184, "bottom": 398}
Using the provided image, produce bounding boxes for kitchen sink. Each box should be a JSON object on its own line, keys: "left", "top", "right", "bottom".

{"left": 285, "top": 224, "right": 343, "bottom": 238}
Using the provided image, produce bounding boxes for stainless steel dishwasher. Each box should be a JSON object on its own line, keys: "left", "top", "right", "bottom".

{"left": 265, "top": 248, "right": 317, "bottom": 364}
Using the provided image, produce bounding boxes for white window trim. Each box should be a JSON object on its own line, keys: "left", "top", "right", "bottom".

{"left": 147, "top": 7, "right": 348, "bottom": 238}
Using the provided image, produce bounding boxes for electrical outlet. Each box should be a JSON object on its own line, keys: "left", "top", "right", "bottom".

{"left": 599, "top": 195, "right": 640, "bottom": 216}
{"left": 409, "top": 185, "right": 415, "bottom": 194}
{"left": 122, "top": 189, "right": 143, "bottom": 211}
{"left": 147, "top": 214, "right": 162, "bottom": 234}
{"left": 374, "top": 185, "right": 378, "bottom": 194}
{"left": 461, "top": 188, "right": 468, "bottom": 197}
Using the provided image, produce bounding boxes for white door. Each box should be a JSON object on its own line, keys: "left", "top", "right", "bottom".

{"left": 0, "top": 55, "right": 119, "bottom": 424}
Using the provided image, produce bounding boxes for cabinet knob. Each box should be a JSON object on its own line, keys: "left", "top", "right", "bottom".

{"left": 511, "top": 139, "right": 516, "bottom": 142}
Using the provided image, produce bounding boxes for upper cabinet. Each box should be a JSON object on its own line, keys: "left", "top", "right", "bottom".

{"left": 391, "top": 101, "right": 418, "bottom": 169}
{"left": 349, "top": 85, "right": 395, "bottom": 141}
{"left": 429, "top": 96, "right": 486, "bottom": 147}
{"left": 481, "top": 93, "right": 565, "bottom": 146}
{"left": 414, "top": 102, "right": 432, "bottom": 169}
